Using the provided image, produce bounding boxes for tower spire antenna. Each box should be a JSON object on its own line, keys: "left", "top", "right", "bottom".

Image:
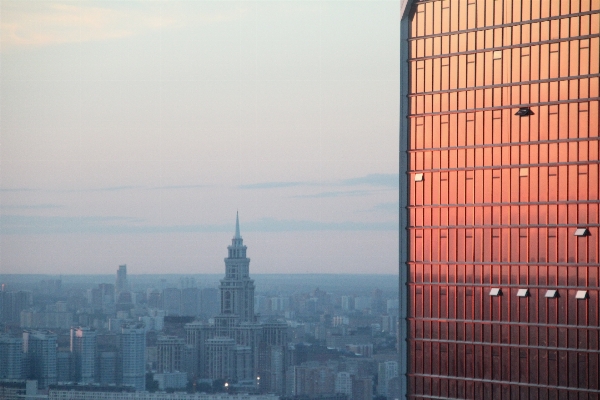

{"left": 235, "top": 211, "right": 241, "bottom": 239}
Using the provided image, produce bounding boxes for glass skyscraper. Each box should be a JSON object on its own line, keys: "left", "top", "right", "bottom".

{"left": 399, "top": 0, "right": 599, "bottom": 398}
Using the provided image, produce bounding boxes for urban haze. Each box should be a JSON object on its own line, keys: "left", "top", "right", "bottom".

{"left": 2, "top": 0, "right": 600, "bottom": 400}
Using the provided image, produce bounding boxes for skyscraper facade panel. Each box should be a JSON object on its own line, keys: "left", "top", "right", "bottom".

{"left": 399, "top": 0, "right": 599, "bottom": 398}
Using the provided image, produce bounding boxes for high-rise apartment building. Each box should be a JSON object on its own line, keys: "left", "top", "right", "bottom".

{"left": 378, "top": 361, "right": 399, "bottom": 398}
{"left": 399, "top": 1, "right": 599, "bottom": 398}
{"left": 0, "top": 334, "right": 23, "bottom": 379}
{"left": 23, "top": 330, "right": 57, "bottom": 388}
{"left": 121, "top": 325, "right": 146, "bottom": 391}
{"left": 335, "top": 371, "right": 353, "bottom": 398}
{"left": 286, "top": 364, "right": 336, "bottom": 397}
{"left": 71, "top": 327, "right": 96, "bottom": 383}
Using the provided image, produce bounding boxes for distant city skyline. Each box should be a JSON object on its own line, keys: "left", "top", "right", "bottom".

{"left": 0, "top": 1, "right": 400, "bottom": 275}
{"left": 1, "top": 263, "right": 399, "bottom": 396}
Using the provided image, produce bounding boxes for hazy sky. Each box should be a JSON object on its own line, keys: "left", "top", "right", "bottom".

{"left": 0, "top": 1, "right": 400, "bottom": 275}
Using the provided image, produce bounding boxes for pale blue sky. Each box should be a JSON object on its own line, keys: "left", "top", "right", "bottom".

{"left": 1, "top": 1, "right": 400, "bottom": 275}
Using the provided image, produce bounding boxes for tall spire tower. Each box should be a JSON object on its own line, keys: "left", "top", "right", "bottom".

{"left": 218, "top": 213, "right": 255, "bottom": 326}
{"left": 235, "top": 211, "right": 241, "bottom": 239}
{"left": 188, "top": 213, "right": 288, "bottom": 391}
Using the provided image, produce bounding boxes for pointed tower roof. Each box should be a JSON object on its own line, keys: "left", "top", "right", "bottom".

{"left": 235, "top": 211, "right": 241, "bottom": 239}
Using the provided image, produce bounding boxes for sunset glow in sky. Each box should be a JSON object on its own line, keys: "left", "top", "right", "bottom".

{"left": 1, "top": 1, "right": 400, "bottom": 275}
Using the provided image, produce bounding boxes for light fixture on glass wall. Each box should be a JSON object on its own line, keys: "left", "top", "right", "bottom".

{"left": 414, "top": 173, "right": 424, "bottom": 182}
{"left": 489, "top": 288, "right": 502, "bottom": 296}
{"left": 516, "top": 289, "right": 530, "bottom": 297}
{"left": 575, "top": 290, "right": 589, "bottom": 300}
{"left": 545, "top": 289, "right": 559, "bottom": 298}
{"left": 574, "top": 228, "right": 591, "bottom": 237}
{"left": 515, "top": 107, "right": 534, "bottom": 117}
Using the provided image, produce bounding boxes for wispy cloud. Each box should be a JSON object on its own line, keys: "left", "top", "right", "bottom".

{"left": 150, "top": 184, "right": 209, "bottom": 190}
{"left": 0, "top": 185, "right": 210, "bottom": 193}
{"left": 238, "top": 173, "right": 399, "bottom": 192}
{"left": 75, "top": 184, "right": 212, "bottom": 192}
{"left": 0, "top": 215, "right": 395, "bottom": 235}
{"left": 55, "top": 186, "right": 144, "bottom": 193}
{"left": 0, "top": 214, "right": 141, "bottom": 235}
{"left": 244, "top": 218, "right": 396, "bottom": 232}
{"left": 3, "top": 3, "right": 127, "bottom": 49}
{"left": 0, "top": 186, "right": 141, "bottom": 194}
{"left": 90, "top": 185, "right": 142, "bottom": 192}
{"left": 293, "top": 189, "right": 376, "bottom": 199}
{"left": 339, "top": 173, "right": 399, "bottom": 188}
{"left": 1, "top": 2, "right": 248, "bottom": 51}
{"left": 239, "top": 182, "right": 307, "bottom": 190}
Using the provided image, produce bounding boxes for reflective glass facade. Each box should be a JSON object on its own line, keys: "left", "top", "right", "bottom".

{"left": 401, "top": 0, "right": 600, "bottom": 398}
